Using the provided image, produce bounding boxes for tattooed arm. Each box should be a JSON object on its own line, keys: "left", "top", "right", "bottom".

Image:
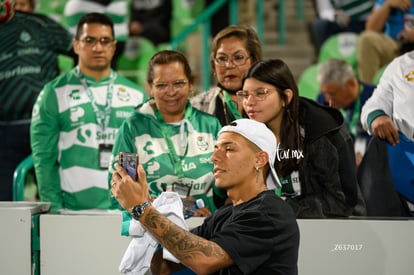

{"left": 141, "top": 205, "right": 233, "bottom": 274}
{"left": 111, "top": 164, "right": 234, "bottom": 275}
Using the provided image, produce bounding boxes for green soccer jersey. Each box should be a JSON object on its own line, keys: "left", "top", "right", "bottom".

{"left": 64, "top": 0, "right": 129, "bottom": 42}
{"left": 30, "top": 67, "right": 147, "bottom": 213}
{"left": 331, "top": 0, "right": 373, "bottom": 20}
{"left": 0, "top": 12, "right": 73, "bottom": 121}
{"left": 109, "top": 101, "right": 221, "bottom": 236}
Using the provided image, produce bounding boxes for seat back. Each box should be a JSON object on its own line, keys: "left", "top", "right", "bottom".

{"left": 297, "top": 63, "right": 320, "bottom": 100}
{"left": 13, "top": 155, "right": 34, "bottom": 201}
{"left": 372, "top": 64, "right": 387, "bottom": 85}
{"left": 117, "top": 37, "right": 157, "bottom": 87}
{"left": 58, "top": 54, "right": 75, "bottom": 74}
{"left": 386, "top": 133, "right": 414, "bottom": 204}
{"left": 318, "top": 32, "right": 359, "bottom": 72}
{"left": 357, "top": 136, "right": 410, "bottom": 216}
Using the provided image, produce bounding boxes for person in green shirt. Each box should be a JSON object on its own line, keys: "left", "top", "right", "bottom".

{"left": 0, "top": 0, "right": 73, "bottom": 201}
{"left": 30, "top": 12, "right": 147, "bottom": 213}
{"left": 109, "top": 50, "right": 222, "bottom": 236}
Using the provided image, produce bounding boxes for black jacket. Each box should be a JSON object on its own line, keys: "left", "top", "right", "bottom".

{"left": 284, "top": 98, "right": 365, "bottom": 218}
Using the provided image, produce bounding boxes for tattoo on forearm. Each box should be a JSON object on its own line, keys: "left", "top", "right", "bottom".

{"left": 143, "top": 208, "right": 226, "bottom": 261}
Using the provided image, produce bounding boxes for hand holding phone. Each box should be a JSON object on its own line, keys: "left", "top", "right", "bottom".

{"left": 119, "top": 152, "right": 139, "bottom": 181}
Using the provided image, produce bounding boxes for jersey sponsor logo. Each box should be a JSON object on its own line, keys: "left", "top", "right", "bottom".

{"left": 18, "top": 47, "right": 41, "bottom": 56}
{"left": 405, "top": 71, "right": 414, "bottom": 81}
{"left": 115, "top": 110, "right": 132, "bottom": 119}
{"left": 96, "top": 129, "right": 117, "bottom": 141}
{"left": 147, "top": 160, "right": 160, "bottom": 175}
{"left": 182, "top": 161, "right": 197, "bottom": 172}
{"left": 144, "top": 141, "right": 155, "bottom": 155}
{"left": 75, "top": 127, "right": 117, "bottom": 144}
{"left": 199, "top": 157, "right": 211, "bottom": 164}
{"left": 196, "top": 136, "right": 209, "bottom": 151}
{"left": 0, "top": 52, "right": 12, "bottom": 62}
{"left": 189, "top": 181, "right": 207, "bottom": 191}
{"left": 69, "top": 90, "right": 81, "bottom": 101}
{"left": 19, "top": 30, "right": 32, "bottom": 43}
{"left": 70, "top": 107, "right": 85, "bottom": 123}
{"left": 0, "top": 65, "right": 41, "bottom": 80}
{"left": 116, "top": 87, "right": 131, "bottom": 102}
{"left": 281, "top": 170, "right": 301, "bottom": 197}
{"left": 77, "top": 128, "right": 92, "bottom": 143}
{"left": 68, "top": 90, "right": 84, "bottom": 126}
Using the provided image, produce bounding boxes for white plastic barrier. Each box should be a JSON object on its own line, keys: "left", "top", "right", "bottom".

{"left": 39, "top": 215, "right": 414, "bottom": 275}
{"left": 298, "top": 219, "right": 414, "bottom": 274}
{"left": 0, "top": 202, "right": 50, "bottom": 275}
{"left": 1, "top": 207, "right": 414, "bottom": 275}
{"left": 40, "top": 212, "right": 130, "bottom": 275}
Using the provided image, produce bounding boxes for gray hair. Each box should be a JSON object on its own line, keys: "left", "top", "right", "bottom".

{"left": 317, "top": 59, "right": 355, "bottom": 86}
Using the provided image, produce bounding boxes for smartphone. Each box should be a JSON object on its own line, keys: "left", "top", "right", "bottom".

{"left": 119, "top": 152, "right": 139, "bottom": 181}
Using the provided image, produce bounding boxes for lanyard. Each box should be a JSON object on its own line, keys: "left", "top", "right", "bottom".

{"left": 340, "top": 91, "right": 361, "bottom": 137}
{"left": 153, "top": 102, "right": 193, "bottom": 179}
{"left": 78, "top": 68, "right": 115, "bottom": 140}
{"left": 223, "top": 90, "right": 243, "bottom": 120}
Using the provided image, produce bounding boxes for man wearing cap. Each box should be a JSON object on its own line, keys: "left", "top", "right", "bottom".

{"left": 111, "top": 118, "right": 300, "bottom": 275}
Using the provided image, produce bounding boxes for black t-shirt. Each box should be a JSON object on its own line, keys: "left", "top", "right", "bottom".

{"left": 192, "top": 190, "right": 299, "bottom": 275}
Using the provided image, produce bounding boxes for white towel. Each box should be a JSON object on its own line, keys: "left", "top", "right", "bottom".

{"left": 119, "top": 192, "right": 188, "bottom": 275}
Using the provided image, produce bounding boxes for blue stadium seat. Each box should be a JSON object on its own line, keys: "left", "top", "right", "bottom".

{"left": 357, "top": 135, "right": 412, "bottom": 216}
{"left": 386, "top": 133, "right": 414, "bottom": 204}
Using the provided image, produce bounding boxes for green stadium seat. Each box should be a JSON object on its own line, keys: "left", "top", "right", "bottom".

{"left": 298, "top": 63, "right": 320, "bottom": 100}
{"left": 35, "top": 0, "right": 67, "bottom": 26}
{"left": 58, "top": 54, "right": 74, "bottom": 74}
{"left": 13, "top": 155, "right": 34, "bottom": 201}
{"left": 171, "top": 0, "right": 204, "bottom": 38}
{"left": 318, "top": 32, "right": 359, "bottom": 72}
{"left": 117, "top": 37, "right": 157, "bottom": 87}
{"left": 373, "top": 64, "right": 387, "bottom": 85}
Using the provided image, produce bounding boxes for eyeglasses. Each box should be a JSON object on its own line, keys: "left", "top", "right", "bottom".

{"left": 79, "top": 36, "right": 115, "bottom": 48}
{"left": 214, "top": 54, "right": 250, "bottom": 67}
{"left": 152, "top": 80, "right": 188, "bottom": 91}
{"left": 236, "top": 88, "right": 276, "bottom": 101}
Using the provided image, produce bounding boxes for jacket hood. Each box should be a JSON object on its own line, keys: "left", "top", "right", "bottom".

{"left": 300, "top": 97, "right": 345, "bottom": 142}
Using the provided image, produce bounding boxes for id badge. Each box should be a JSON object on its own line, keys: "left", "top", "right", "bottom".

{"left": 172, "top": 182, "right": 192, "bottom": 198}
{"left": 99, "top": 144, "right": 113, "bottom": 169}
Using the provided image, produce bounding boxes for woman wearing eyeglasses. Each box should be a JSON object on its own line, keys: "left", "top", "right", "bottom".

{"left": 109, "top": 50, "right": 222, "bottom": 235}
{"left": 191, "top": 25, "right": 262, "bottom": 126}
{"left": 235, "top": 59, "right": 366, "bottom": 218}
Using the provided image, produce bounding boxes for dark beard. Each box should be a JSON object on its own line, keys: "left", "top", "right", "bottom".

{"left": 217, "top": 83, "right": 239, "bottom": 95}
